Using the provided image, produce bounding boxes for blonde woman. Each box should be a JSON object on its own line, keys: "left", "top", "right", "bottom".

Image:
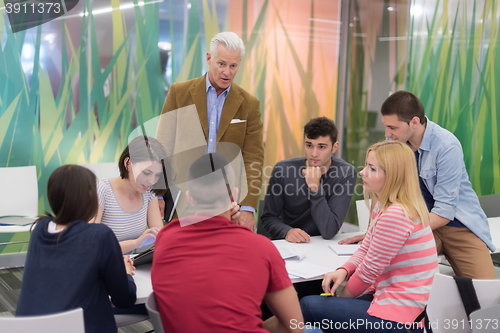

{"left": 300, "top": 141, "right": 438, "bottom": 333}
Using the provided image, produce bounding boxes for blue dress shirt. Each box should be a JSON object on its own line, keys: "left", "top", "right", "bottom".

{"left": 416, "top": 119, "right": 495, "bottom": 251}
{"left": 205, "top": 74, "right": 255, "bottom": 214}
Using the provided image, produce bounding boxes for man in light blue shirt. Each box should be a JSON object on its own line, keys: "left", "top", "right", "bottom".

{"left": 380, "top": 90, "right": 495, "bottom": 279}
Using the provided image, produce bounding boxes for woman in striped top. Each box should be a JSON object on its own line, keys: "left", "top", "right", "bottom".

{"left": 300, "top": 141, "right": 438, "bottom": 333}
{"left": 93, "top": 136, "right": 167, "bottom": 254}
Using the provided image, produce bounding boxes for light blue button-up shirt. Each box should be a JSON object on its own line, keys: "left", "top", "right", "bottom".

{"left": 206, "top": 74, "right": 230, "bottom": 154}
{"left": 416, "top": 119, "right": 495, "bottom": 251}
{"left": 205, "top": 74, "right": 255, "bottom": 213}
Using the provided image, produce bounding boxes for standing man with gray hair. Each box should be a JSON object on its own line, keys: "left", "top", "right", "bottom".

{"left": 157, "top": 32, "right": 264, "bottom": 231}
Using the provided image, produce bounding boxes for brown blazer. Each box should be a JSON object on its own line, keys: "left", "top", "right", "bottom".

{"left": 157, "top": 75, "right": 264, "bottom": 210}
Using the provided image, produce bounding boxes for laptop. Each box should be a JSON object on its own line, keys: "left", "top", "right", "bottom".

{"left": 164, "top": 186, "right": 181, "bottom": 222}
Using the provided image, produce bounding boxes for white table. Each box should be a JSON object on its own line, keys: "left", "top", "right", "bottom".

{"left": 119, "top": 217, "right": 500, "bottom": 305}
{"left": 273, "top": 232, "right": 362, "bottom": 283}
{"left": 131, "top": 232, "right": 363, "bottom": 303}
{"left": 132, "top": 263, "right": 153, "bottom": 304}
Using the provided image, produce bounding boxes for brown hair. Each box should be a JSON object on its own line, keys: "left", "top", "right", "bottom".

{"left": 46, "top": 165, "right": 98, "bottom": 225}
{"left": 118, "top": 136, "right": 167, "bottom": 179}
{"left": 303, "top": 117, "right": 338, "bottom": 144}
{"left": 188, "top": 153, "right": 235, "bottom": 212}
{"left": 380, "top": 90, "right": 426, "bottom": 125}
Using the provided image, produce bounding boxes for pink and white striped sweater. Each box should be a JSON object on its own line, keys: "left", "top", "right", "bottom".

{"left": 342, "top": 203, "right": 438, "bottom": 324}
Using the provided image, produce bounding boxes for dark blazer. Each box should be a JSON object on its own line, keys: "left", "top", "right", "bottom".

{"left": 157, "top": 75, "right": 264, "bottom": 210}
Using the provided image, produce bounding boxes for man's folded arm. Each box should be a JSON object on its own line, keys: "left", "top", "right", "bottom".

{"left": 310, "top": 164, "right": 356, "bottom": 239}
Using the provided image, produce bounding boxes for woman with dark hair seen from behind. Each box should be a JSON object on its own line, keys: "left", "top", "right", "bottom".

{"left": 300, "top": 141, "right": 438, "bottom": 333}
{"left": 17, "top": 165, "right": 137, "bottom": 333}
{"left": 92, "top": 136, "right": 168, "bottom": 254}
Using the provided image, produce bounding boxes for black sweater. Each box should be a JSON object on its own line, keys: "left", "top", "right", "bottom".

{"left": 17, "top": 217, "right": 136, "bottom": 333}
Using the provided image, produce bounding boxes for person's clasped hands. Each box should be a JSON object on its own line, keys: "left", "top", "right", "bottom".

{"left": 123, "top": 256, "right": 136, "bottom": 276}
{"left": 301, "top": 161, "right": 326, "bottom": 192}
{"left": 285, "top": 228, "right": 310, "bottom": 243}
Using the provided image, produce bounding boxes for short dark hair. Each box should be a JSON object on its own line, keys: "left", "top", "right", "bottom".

{"left": 47, "top": 165, "right": 98, "bottom": 225}
{"left": 380, "top": 90, "right": 426, "bottom": 124}
{"left": 188, "top": 153, "right": 235, "bottom": 211}
{"left": 118, "top": 136, "right": 167, "bottom": 179}
{"left": 303, "top": 117, "right": 338, "bottom": 144}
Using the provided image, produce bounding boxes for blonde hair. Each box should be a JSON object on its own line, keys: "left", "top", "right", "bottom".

{"left": 364, "top": 141, "right": 430, "bottom": 225}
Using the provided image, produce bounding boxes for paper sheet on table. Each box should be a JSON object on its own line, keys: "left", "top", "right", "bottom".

{"left": 274, "top": 243, "right": 306, "bottom": 261}
{"left": 285, "top": 261, "right": 331, "bottom": 279}
{"left": 329, "top": 243, "right": 360, "bottom": 256}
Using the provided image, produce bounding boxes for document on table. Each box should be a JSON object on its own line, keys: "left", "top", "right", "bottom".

{"left": 285, "top": 261, "right": 331, "bottom": 279}
{"left": 329, "top": 243, "right": 360, "bottom": 256}
{"left": 273, "top": 243, "right": 306, "bottom": 261}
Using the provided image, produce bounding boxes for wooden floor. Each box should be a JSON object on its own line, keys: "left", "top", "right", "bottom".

{"left": 0, "top": 267, "right": 154, "bottom": 333}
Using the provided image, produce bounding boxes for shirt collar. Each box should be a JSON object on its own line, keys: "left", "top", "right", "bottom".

{"left": 205, "top": 73, "right": 231, "bottom": 95}
{"left": 418, "top": 117, "right": 433, "bottom": 152}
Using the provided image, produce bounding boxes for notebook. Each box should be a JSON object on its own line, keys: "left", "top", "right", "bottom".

{"left": 329, "top": 243, "right": 360, "bottom": 256}
{"left": 273, "top": 244, "right": 306, "bottom": 261}
{"left": 132, "top": 186, "right": 181, "bottom": 266}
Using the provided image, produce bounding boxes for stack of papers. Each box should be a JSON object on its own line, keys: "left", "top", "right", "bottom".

{"left": 329, "top": 243, "right": 360, "bottom": 256}
{"left": 285, "top": 261, "right": 332, "bottom": 279}
{"left": 274, "top": 244, "right": 306, "bottom": 261}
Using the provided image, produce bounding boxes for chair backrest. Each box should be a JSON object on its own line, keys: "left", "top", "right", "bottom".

{"left": 80, "top": 162, "right": 119, "bottom": 181}
{"left": 256, "top": 199, "right": 272, "bottom": 239}
{"left": 355, "top": 199, "right": 370, "bottom": 232}
{"left": 427, "top": 273, "right": 500, "bottom": 333}
{"left": 470, "top": 304, "right": 500, "bottom": 333}
{"left": 146, "top": 292, "right": 165, "bottom": 333}
{"left": 0, "top": 308, "right": 85, "bottom": 333}
{"left": 478, "top": 194, "right": 500, "bottom": 218}
{"left": 0, "top": 166, "right": 38, "bottom": 217}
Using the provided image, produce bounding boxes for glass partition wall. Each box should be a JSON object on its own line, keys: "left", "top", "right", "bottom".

{"left": 341, "top": 0, "right": 500, "bottom": 223}
{"left": 340, "top": 0, "right": 411, "bottom": 222}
